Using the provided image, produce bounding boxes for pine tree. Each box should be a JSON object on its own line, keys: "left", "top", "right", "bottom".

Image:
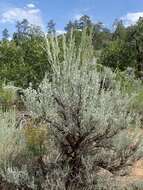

{"left": 64, "top": 20, "right": 75, "bottom": 32}
{"left": 13, "top": 19, "right": 30, "bottom": 41}
{"left": 79, "top": 15, "right": 92, "bottom": 29}
{"left": 112, "top": 19, "right": 126, "bottom": 40}
{"left": 47, "top": 19, "right": 56, "bottom": 35}
{"left": 2, "top": 28, "right": 9, "bottom": 41}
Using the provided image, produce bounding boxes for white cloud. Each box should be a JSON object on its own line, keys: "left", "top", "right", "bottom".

{"left": 74, "top": 14, "right": 83, "bottom": 20}
{"left": 0, "top": 5, "right": 44, "bottom": 27}
{"left": 8, "top": 37, "right": 12, "bottom": 41}
{"left": 121, "top": 12, "right": 143, "bottom": 27}
{"left": 26, "top": 3, "right": 35, "bottom": 8}
{"left": 56, "top": 30, "right": 66, "bottom": 35}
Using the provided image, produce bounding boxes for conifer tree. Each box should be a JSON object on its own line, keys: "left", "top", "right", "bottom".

{"left": 2, "top": 28, "right": 9, "bottom": 41}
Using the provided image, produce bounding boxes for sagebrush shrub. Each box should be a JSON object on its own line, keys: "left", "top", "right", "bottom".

{"left": 0, "top": 84, "right": 23, "bottom": 110}
{"left": 24, "top": 30, "right": 143, "bottom": 189}
{"left": 0, "top": 109, "right": 25, "bottom": 168}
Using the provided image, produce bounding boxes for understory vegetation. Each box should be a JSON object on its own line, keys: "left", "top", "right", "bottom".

{"left": 1, "top": 15, "right": 143, "bottom": 190}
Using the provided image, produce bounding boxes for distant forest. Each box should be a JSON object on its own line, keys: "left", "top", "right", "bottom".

{"left": 0, "top": 15, "right": 143, "bottom": 88}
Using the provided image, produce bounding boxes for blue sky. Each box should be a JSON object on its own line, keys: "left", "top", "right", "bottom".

{"left": 0, "top": 0, "right": 143, "bottom": 38}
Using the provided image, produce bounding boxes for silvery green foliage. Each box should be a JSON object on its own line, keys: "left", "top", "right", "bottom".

{"left": 0, "top": 166, "right": 35, "bottom": 189}
{"left": 24, "top": 30, "right": 141, "bottom": 188}
{"left": 0, "top": 110, "right": 25, "bottom": 166}
{"left": 0, "top": 110, "right": 31, "bottom": 188}
{"left": 129, "top": 180, "right": 143, "bottom": 190}
{"left": 25, "top": 30, "right": 138, "bottom": 139}
{"left": 42, "top": 166, "right": 69, "bottom": 190}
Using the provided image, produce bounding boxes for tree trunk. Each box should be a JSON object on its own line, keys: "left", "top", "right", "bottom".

{"left": 57, "top": 132, "right": 89, "bottom": 189}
